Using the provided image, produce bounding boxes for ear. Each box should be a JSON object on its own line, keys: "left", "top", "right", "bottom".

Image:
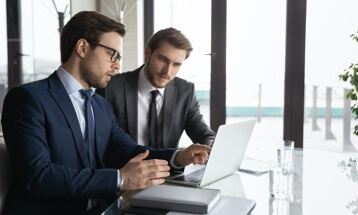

{"left": 144, "top": 47, "right": 152, "bottom": 62}
{"left": 75, "top": 39, "right": 88, "bottom": 58}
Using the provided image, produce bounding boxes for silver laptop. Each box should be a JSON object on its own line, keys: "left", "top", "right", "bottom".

{"left": 166, "top": 119, "right": 256, "bottom": 187}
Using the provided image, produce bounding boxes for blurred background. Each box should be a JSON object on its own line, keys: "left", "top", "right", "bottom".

{"left": 1, "top": 0, "right": 357, "bottom": 157}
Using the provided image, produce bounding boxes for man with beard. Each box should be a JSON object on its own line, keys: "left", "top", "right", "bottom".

{"left": 96, "top": 28, "right": 215, "bottom": 149}
{"left": 1, "top": 12, "right": 211, "bottom": 215}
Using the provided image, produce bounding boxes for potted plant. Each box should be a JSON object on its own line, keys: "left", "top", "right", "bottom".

{"left": 339, "top": 31, "right": 358, "bottom": 136}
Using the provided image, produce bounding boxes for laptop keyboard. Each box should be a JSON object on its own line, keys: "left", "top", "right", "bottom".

{"left": 174, "top": 168, "right": 205, "bottom": 183}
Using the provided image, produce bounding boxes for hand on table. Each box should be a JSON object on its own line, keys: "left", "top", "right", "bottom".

{"left": 119, "top": 150, "right": 170, "bottom": 190}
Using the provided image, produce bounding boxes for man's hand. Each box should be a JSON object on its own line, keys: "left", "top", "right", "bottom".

{"left": 119, "top": 150, "right": 170, "bottom": 190}
{"left": 174, "top": 144, "right": 211, "bottom": 166}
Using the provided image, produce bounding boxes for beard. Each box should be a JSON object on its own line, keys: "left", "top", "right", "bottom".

{"left": 145, "top": 57, "right": 169, "bottom": 88}
{"left": 79, "top": 57, "right": 109, "bottom": 89}
{"left": 145, "top": 58, "right": 156, "bottom": 86}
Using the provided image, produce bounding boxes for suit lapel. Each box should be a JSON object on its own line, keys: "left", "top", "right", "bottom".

{"left": 47, "top": 72, "right": 90, "bottom": 168}
{"left": 162, "top": 81, "right": 177, "bottom": 148}
{"left": 124, "top": 70, "right": 140, "bottom": 142}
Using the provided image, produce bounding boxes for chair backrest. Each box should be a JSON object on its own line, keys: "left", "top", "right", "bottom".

{"left": 0, "top": 143, "right": 12, "bottom": 215}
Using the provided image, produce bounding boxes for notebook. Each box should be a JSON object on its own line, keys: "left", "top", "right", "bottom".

{"left": 130, "top": 184, "right": 221, "bottom": 214}
{"left": 166, "top": 119, "right": 256, "bottom": 187}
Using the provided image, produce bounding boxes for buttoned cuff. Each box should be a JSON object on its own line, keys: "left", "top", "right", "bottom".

{"left": 170, "top": 150, "right": 183, "bottom": 169}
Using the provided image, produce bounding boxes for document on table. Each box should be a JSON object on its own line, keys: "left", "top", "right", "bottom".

{"left": 239, "top": 157, "right": 269, "bottom": 174}
{"left": 167, "top": 195, "right": 256, "bottom": 215}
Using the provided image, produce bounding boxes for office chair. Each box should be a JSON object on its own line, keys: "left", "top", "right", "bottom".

{"left": 0, "top": 143, "right": 12, "bottom": 215}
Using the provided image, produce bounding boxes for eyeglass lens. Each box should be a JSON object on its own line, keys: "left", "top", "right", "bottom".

{"left": 89, "top": 41, "right": 121, "bottom": 63}
{"left": 111, "top": 51, "right": 121, "bottom": 63}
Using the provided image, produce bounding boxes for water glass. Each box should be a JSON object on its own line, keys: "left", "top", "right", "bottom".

{"left": 269, "top": 160, "right": 293, "bottom": 198}
{"left": 269, "top": 196, "right": 292, "bottom": 215}
{"left": 277, "top": 140, "right": 294, "bottom": 164}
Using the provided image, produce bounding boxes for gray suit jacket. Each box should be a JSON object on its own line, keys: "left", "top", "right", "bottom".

{"left": 96, "top": 65, "right": 215, "bottom": 148}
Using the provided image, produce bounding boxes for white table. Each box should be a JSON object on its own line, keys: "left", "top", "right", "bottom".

{"left": 103, "top": 149, "right": 358, "bottom": 215}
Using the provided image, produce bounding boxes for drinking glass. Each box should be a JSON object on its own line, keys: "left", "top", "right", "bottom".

{"left": 269, "top": 160, "right": 294, "bottom": 198}
{"left": 277, "top": 140, "right": 294, "bottom": 164}
{"left": 269, "top": 196, "right": 292, "bottom": 215}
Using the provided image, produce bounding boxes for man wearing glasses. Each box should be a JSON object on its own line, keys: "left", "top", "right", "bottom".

{"left": 89, "top": 41, "right": 122, "bottom": 63}
{"left": 1, "top": 11, "right": 211, "bottom": 214}
{"left": 96, "top": 28, "right": 216, "bottom": 150}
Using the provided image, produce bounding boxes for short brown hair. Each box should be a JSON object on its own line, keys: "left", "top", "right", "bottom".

{"left": 146, "top": 27, "right": 193, "bottom": 59}
{"left": 60, "top": 11, "right": 126, "bottom": 63}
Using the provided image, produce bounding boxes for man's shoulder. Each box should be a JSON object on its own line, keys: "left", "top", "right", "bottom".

{"left": 111, "top": 69, "right": 140, "bottom": 83}
{"left": 17, "top": 76, "right": 50, "bottom": 91}
{"left": 172, "top": 76, "right": 194, "bottom": 87}
{"left": 5, "top": 77, "right": 51, "bottom": 102}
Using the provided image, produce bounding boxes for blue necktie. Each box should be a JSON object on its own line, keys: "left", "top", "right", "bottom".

{"left": 80, "top": 89, "right": 96, "bottom": 168}
{"left": 149, "top": 90, "right": 159, "bottom": 148}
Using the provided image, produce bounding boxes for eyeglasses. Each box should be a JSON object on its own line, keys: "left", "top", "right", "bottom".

{"left": 89, "top": 41, "right": 122, "bottom": 63}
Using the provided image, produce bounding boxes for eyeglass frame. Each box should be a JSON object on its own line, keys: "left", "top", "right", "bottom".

{"left": 88, "top": 41, "right": 122, "bottom": 63}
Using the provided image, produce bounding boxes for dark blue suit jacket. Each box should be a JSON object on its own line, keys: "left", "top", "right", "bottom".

{"left": 1, "top": 72, "right": 177, "bottom": 214}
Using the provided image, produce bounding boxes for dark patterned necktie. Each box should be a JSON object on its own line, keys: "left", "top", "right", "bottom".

{"left": 80, "top": 89, "right": 96, "bottom": 168}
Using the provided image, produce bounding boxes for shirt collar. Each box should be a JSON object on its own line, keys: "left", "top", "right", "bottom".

{"left": 56, "top": 66, "right": 95, "bottom": 96}
{"left": 138, "top": 66, "right": 165, "bottom": 96}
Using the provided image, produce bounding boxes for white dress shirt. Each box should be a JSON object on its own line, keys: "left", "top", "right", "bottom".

{"left": 137, "top": 66, "right": 165, "bottom": 146}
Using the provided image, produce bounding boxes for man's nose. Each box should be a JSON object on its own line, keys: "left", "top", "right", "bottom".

{"left": 163, "top": 64, "right": 174, "bottom": 75}
{"left": 112, "top": 60, "right": 120, "bottom": 70}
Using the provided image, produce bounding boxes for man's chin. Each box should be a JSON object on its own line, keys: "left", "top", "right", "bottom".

{"left": 94, "top": 81, "right": 108, "bottom": 89}
{"left": 154, "top": 80, "right": 169, "bottom": 88}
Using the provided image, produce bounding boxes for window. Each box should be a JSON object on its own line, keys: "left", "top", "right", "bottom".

{"left": 305, "top": 0, "right": 358, "bottom": 153}
{"left": 226, "top": 0, "right": 287, "bottom": 158}
{"left": 21, "top": 0, "right": 70, "bottom": 83}
{"left": 0, "top": 0, "right": 7, "bottom": 126}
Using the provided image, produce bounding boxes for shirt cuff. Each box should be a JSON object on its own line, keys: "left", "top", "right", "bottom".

{"left": 117, "top": 170, "right": 125, "bottom": 196}
{"left": 170, "top": 150, "right": 182, "bottom": 169}
{"left": 117, "top": 170, "right": 121, "bottom": 187}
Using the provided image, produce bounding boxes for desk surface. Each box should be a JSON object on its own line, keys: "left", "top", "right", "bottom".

{"left": 103, "top": 149, "right": 358, "bottom": 215}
